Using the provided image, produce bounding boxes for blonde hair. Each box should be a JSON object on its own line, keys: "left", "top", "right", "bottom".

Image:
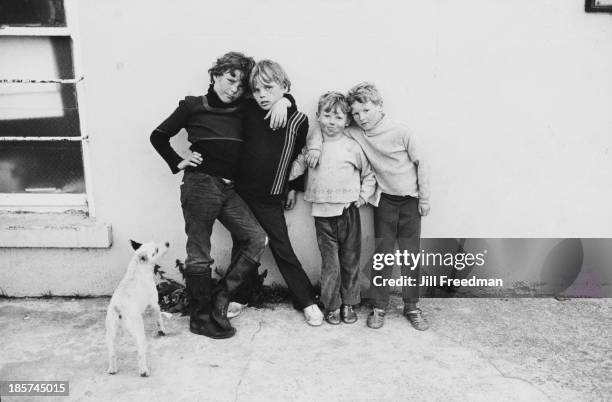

{"left": 347, "top": 82, "right": 383, "bottom": 106}
{"left": 317, "top": 91, "right": 350, "bottom": 116}
{"left": 249, "top": 60, "right": 291, "bottom": 92}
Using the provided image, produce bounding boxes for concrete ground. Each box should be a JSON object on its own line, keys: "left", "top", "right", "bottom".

{"left": 0, "top": 297, "right": 611, "bottom": 402}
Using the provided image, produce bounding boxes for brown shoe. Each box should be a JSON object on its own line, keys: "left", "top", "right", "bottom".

{"left": 403, "top": 307, "right": 430, "bottom": 331}
{"left": 341, "top": 305, "right": 357, "bottom": 324}
{"left": 325, "top": 309, "right": 341, "bottom": 325}
{"left": 366, "top": 308, "right": 385, "bottom": 329}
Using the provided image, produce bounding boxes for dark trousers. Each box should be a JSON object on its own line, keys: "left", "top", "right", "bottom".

{"left": 315, "top": 204, "right": 361, "bottom": 312}
{"left": 180, "top": 171, "right": 267, "bottom": 276}
{"left": 231, "top": 194, "right": 317, "bottom": 310}
{"left": 368, "top": 194, "right": 421, "bottom": 309}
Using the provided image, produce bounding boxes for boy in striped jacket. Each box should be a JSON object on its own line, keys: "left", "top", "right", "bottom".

{"left": 231, "top": 60, "right": 324, "bottom": 326}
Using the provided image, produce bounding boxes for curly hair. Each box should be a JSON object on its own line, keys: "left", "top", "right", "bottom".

{"left": 346, "top": 82, "right": 383, "bottom": 107}
{"left": 208, "top": 51, "right": 256, "bottom": 88}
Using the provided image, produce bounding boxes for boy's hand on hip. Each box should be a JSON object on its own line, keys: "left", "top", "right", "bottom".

{"left": 305, "top": 149, "right": 321, "bottom": 168}
{"left": 266, "top": 97, "right": 290, "bottom": 130}
{"left": 418, "top": 201, "right": 430, "bottom": 217}
{"left": 285, "top": 190, "right": 297, "bottom": 210}
{"left": 177, "top": 152, "right": 203, "bottom": 170}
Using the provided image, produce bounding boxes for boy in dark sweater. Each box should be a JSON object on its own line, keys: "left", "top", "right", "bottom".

{"left": 230, "top": 60, "right": 324, "bottom": 326}
{"left": 150, "top": 52, "right": 292, "bottom": 339}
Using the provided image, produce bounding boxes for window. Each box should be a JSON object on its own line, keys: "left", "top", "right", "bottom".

{"left": 0, "top": 0, "right": 93, "bottom": 213}
{"left": 585, "top": 0, "right": 612, "bottom": 12}
{"left": 0, "top": 0, "right": 66, "bottom": 27}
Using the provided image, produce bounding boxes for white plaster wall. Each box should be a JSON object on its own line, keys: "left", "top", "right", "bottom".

{"left": 1, "top": 0, "right": 611, "bottom": 296}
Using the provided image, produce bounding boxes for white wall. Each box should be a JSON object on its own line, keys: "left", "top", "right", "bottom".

{"left": 2, "top": 0, "right": 611, "bottom": 296}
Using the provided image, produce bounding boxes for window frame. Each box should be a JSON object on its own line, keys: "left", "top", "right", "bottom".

{"left": 585, "top": 0, "right": 612, "bottom": 13}
{"left": 0, "top": 0, "right": 96, "bottom": 215}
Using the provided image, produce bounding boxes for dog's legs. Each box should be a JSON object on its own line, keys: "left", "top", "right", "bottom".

{"left": 151, "top": 303, "right": 166, "bottom": 336}
{"left": 123, "top": 312, "right": 149, "bottom": 377}
{"left": 105, "top": 308, "right": 119, "bottom": 374}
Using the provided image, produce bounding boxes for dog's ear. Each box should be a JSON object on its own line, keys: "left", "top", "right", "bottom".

{"left": 130, "top": 240, "right": 142, "bottom": 251}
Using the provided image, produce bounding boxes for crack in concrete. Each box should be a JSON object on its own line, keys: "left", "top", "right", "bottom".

{"left": 249, "top": 321, "right": 263, "bottom": 343}
{"left": 486, "top": 357, "right": 551, "bottom": 401}
{"left": 234, "top": 321, "right": 264, "bottom": 402}
{"left": 435, "top": 331, "right": 551, "bottom": 401}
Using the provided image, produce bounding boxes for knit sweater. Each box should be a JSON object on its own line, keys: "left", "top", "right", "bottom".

{"left": 306, "top": 116, "right": 430, "bottom": 206}
{"left": 290, "top": 133, "right": 377, "bottom": 217}
{"left": 150, "top": 87, "right": 244, "bottom": 179}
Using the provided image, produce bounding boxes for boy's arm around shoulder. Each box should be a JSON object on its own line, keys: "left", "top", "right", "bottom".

{"left": 150, "top": 97, "right": 196, "bottom": 174}
{"left": 305, "top": 122, "right": 324, "bottom": 168}
{"left": 306, "top": 120, "right": 322, "bottom": 150}
{"left": 266, "top": 93, "right": 297, "bottom": 130}
{"left": 403, "top": 128, "right": 431, "bottom": 216}
{"left": 289, "top": 147, "right": 308, "bottom": 182}
{"left": 354, "top": 143, "right": 377, "bottom": 207}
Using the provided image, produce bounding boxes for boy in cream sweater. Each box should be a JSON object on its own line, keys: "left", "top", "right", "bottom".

{"left": 290, "top": 92, "right": 376, "bottom": 325}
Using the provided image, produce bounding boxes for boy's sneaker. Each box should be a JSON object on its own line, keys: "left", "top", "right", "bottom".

{"left": 227, "top": 302, "right": 247, "bottom": 319}
{"left": 325, "top": 309, "right": 341, "bottom": 325}
{"left": 303, "top": 304, "right": 323, "bottom": 326}
{"left": 341, "top": 305, "right": 357, "bottom": 324}
{"left": 366, "top": 308, "right": 385, "bottom": 329}
{"left": 403, "top": 307, "right": 430, "bottom": 331}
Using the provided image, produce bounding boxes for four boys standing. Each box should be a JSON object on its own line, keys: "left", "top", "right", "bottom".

{"left": 151, "top": 52, "right": 430, "bottom": 335}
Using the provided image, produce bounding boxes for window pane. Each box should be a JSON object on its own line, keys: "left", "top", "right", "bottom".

{"left": 0, "top": 141, "right": 85, "bottom": 193}
{"left": 0, "top": 36, "right": 80, "bottom": 137}
{"left": 0, "top": 0, "right": 66, "bottom": 27}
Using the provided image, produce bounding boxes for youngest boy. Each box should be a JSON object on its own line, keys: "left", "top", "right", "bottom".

{"left": 290, "top": 92, "right": 376, "bottom": 324}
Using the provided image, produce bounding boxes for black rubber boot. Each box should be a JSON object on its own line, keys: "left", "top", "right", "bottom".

{"left": 185, "top": 272, "right": 235, "bottom": 339}
{"left": 211, "top": 253, "right": 260, "bottom": 331}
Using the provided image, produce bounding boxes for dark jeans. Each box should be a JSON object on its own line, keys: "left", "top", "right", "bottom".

{"left": 180, "top": 171, "right": 267, "bottom": 276}
{"left": 231, "top": 194, "right": 317, "bottom": 310}
{"left": 368, "top": 194, "right": 421, "bottom": 309}
{"left": 315, "top": 204, "right": 361, "bottom": 312}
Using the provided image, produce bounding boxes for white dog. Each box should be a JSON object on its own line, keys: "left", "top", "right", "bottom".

{"left": 106, "top": 240, "right": 169, "bottom": 377}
